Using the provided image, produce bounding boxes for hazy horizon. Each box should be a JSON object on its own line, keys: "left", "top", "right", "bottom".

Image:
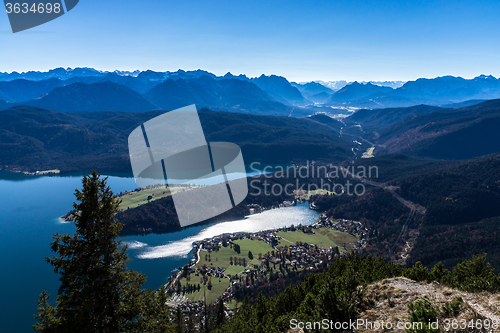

{"left": 2, "top": 0, "right": 500, "bottom": 82}
{"left": 1, "top": 66, "right": 498, "bottom": 84}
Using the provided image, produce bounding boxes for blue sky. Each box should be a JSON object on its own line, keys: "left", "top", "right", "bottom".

{"left": 1, "top": 0, "right": 500, "bottom": 82}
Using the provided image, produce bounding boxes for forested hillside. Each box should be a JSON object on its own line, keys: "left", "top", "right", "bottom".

{"left": 309, "top": 153, "right": 500, "bottom": 272}
{"left": 215, "top": 254, "right": 500, "bottom": 332}
{"left": 0, "top": 106, "right": 352, "bottom": 173}
{"left": 360, "top": 99, "right": 500, "bottom": 160}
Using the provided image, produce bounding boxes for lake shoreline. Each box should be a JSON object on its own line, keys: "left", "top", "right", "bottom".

{"left": 163, "top": 214, "right": 367, "bottom": 307}
{"left": 117, "top": 198, "right": 299, "bottom": 237}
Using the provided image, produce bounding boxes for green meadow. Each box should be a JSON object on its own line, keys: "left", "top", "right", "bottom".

{"left": 192, "top": 239, "right": 273, "bottom": 274}
{"left": 176, "top": 276, "right": 231, "bottom": 304}
{"left": 174, "top": 238, "right": 275, "bottom": 303}
{"left": 276, "top": 227, "right": 359, "bottom": 252}
{"left": 118, "top": 185, "right": 198, "bottom": 210}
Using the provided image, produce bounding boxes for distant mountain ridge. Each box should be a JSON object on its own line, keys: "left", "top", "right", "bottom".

{"left": 2, "top": 68, "right": 500, "bottom": 113}
{"left": 143, "top": 76, "right": 295, "bottom": 115}
{"left": 312, "top": 80, "right": 406, "bottom": 91}
{"left": 0, "top": 68, "right": 310, "bottom": 115}
{"left": 291, "top": 82, "right": 334, "bottom": 103}
{"left": 0, "top": 67, "right": 141, "bottom": 82}
{"left": 24, "top": 82, "right": 160, "bottom": 112}
{"left": 345, "top": 104, "right": 442, "bottom": 132}
{"left": 327, "top": 81, "right": 394, "bottom": 103}
{"left": 325, "top": 75, "right": 500, "bottom": 108}
{"left": 221, "top": 73, "right": 309, "bottom": 106}
{"left": 0, "top": 78, "right": 65, "bottom": 102}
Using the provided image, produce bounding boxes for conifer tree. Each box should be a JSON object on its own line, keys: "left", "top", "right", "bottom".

{"left": 215, "top": 297, "right": 226, "bottom": 327}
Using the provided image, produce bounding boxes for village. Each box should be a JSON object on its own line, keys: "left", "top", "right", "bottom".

{"left": 164, "top": 215, "right": 369, "bottom": 319}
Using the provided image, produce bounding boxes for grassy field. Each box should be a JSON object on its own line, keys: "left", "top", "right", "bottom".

{"left": 190, "top": 238, "right": 272, "bottom": 276}
{"left": 195, "top": 246, "right": 241, "bottom": 271}
{"left": 223, "top": 264, "right": 249, "bottom": 276}
{"left": 176, "top": 276, "right": 230, "bottom": 304}
{"left": 295, "top": 188, "right": 336, "bottom": 200}
{"left": 362, "top": 147, "right": 375, "bottom": 158}
{"left": 227, "top": 299, "right": 243, "bottom": 309}
{"left": 308, "top": 189, "right": 335, "bottom": 196}
{"left": 174, "top": 238, "right": 274, "bottom": 304}
{"left": 276, "top": 227, "right": 359, "bottom": 253}
{"left": 118, "top": 185, "right": 198, "bottom": 210}
{"left": 232, "top": 238, "right": 274, "bottom": 258}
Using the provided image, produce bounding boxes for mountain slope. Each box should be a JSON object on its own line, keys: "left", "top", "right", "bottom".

{"left": 306, "top": 91, "right": 332, "bottom": 103}
{"left": 393, "top": 152, "right": 500, "bottom": 268}
{"left": 313, "top": 152, "right": 500, "bottom": 270}
{"left": 144, "top": 76, "right": 295, "bottom": 116}
{"left": 24, "top": 81, "right": 160, "bottom": 112}
{"left": 392, "top": 74, "right": 500, "bottom": 103}
{"left": 305, "top": 113, "right": 344, "bottom": 132}
{"left": 404, "top": 116, "right": 500, "bottom": 160}
{"left": 359, "top": 277, "right": 500, "bottom": 329}
{"left": 0, "top": 78, "right": 64, "bottom": 102}
{"left": 95, "top": 73, "right": 159, "bottom": 93}
{"left": 0, "top": 106, "right": 353, "bottom": 173}
{"left": 345, "top": 104, "right": 443, "bottom": 132}
{"left": 223, "top": 73, "right": 309, "bottom": 106}
{"left": 251, "top": 75, "right": 308, "bottom": 105}
{"left": 330, "top": 75, "right": 500, "bottom": 109}
{"left": 327, "top": 81, "right": 394, "bottom": 104}
{"left": 439, "top": 99, "right": 487, "bottom": 108}
{"left": 292, "top": 81, "right": 334, "bottom": 96}
{"left": 218, "top": 254, "right": 500, "bottom": 332}
{"left": 0, "top": 99, "right": 12, "bottom": 110}
{"left": 369, "top": 99, "right": 500, "bottom": 159}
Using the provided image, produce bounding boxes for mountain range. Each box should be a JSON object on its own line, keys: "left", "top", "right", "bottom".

{"left": 2, "top": 68, "right": 500, "bottom": 113}
{"left": 327, "top": 81, "right": 394, "bottom": 104}
{"left": 291, "top": 82, "right": 334, "bottom": 103}
{"left": 0, "top": 69, "right": 312, "bottom": 116}
{"left": 24, "top": 82, "right": 160, "bottom": 112}
{"left": 143, "top": 76, "right": 294, "bottom": 115}
{"left": 324, "top": 75, "right": 500, "bottom": 108}
{"left": 0, "top": 78, "right": 65, "bottom": 102}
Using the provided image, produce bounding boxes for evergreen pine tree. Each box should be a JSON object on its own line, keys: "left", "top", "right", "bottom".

{"left": 173, "top": 305, "right": 184, "bottom": 333}
{"left": 186, "top": 310, "right": 196, "bottom": 333}
{"left": 215, "top": 297, "right": 226, "bottom": 327}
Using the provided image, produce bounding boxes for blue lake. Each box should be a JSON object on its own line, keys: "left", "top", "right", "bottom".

{"left": 0, "top": 172, "right": 319, "bottom": 333}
